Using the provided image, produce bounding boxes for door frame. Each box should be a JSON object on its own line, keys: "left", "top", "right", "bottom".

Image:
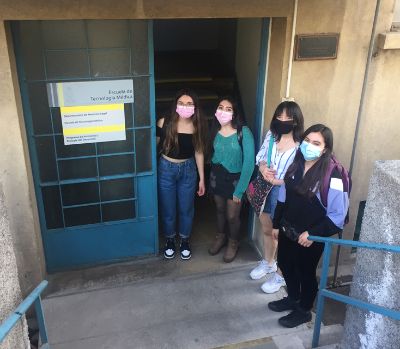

{"left": 248, "top": 18, "right": 271, "bottom": 249}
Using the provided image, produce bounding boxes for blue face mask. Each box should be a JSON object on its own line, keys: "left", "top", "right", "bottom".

{"left": 300, "top": 141, "right": 323, "bottom": 161}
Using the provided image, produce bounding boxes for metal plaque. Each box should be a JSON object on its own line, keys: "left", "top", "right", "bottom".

{"left": 295, "top": 34, "right": 339, "bottom": 61}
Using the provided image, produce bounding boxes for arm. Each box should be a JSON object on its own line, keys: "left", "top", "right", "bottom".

{"left": 233, "top": 127, "right": 255, "bottom": 201}
{"left": 307, "top": 176, "right": 349, "bottom": 237}
{"left": 195, "top": 150, "right": 205, "bottom": 196}
{"left": 156, "top": 118, "right": 164, "bottom": 146}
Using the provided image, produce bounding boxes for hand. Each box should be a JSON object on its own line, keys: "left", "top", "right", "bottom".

{"left": 272, "top": 228, "right": 279, "bottom": 240}
{"left": 298, "top": 231, "right": 313, "bottom": 247}
{"left": 260, "top": 164, "right": 276, "bottom": 182}
{"left": 197, "top": 180, "right": 205, "bottom": 196}
{"left": 232, "top": 195, "right": 241, "bottom": 204}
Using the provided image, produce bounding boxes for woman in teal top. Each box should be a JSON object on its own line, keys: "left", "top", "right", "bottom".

{"left": 208, "top": 97, "right": 255, "bottom": 262}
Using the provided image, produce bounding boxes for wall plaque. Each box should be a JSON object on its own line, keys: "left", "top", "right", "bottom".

{"left": 295, "top": 34, "right": 339, "bottom": 60}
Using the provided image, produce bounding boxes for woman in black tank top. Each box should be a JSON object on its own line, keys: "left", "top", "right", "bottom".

{"left": 156, "top": 89, "right": 206, "bottom": 260}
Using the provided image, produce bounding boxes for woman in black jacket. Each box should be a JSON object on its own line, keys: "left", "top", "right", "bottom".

{"left": 268, "top": 124, "right": 349, "bottom": 328}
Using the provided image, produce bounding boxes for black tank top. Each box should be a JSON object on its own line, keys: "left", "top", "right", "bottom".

{"left": 156, "top": 124, "right": 195, "bottom": 159}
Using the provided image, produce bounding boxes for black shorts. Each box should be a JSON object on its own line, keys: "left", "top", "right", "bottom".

{"left": 209, "top": 163, "right": 240, "bottom": 200}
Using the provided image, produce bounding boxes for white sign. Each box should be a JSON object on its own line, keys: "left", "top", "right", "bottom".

{"left": 47, "top": 80, "right": 134, "bottom": 107}
{"left": 61, "top": 104, "right": 126, "bottom": 145}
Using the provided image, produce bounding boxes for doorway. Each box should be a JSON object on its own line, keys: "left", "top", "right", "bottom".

{"left": 153, "top": 18, "right": 270, "bottom": 255}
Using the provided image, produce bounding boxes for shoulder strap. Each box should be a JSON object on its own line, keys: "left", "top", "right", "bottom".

{"left": 321, "top": 156, "right": 351, "bottom": 207}
{"left": 267, "top": 134, "right": 274, "bottom": 167}
{"left": 237, "top": 126, "right": 243, "bottom": 152}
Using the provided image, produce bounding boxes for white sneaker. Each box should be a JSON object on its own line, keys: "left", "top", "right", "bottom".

{"left": 261, "top": 273, "right": 286, "bottom": 294}
{"left": 250, "top": 260, "right": 278, "bottom": 280}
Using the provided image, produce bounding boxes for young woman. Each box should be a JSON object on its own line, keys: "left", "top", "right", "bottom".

{"left": 268, "top": 124, "right": 349, "bottom": 328}
{"left": 208, "top": 97, "right": 254, "bottom": 262}
{"left": 156, "top": 89, "right": 206, "bottom": 260}
{"left": 249, "top": 101, "right": 304, "bottom": 294}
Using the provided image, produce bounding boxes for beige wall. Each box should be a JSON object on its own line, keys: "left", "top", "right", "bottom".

{"left": 0, "top": 21, "right": 45, "bottom": 294}
{"left": 394, "top": 0, "right": 400, "bottom": 22}
{"left": 351, "top": 0, "right": 400, "bottom": 235}
{"left": 235, "top": 18, "right": 262, "bottom": 134}
{"left": 0, "top": 0, "right": 293, "bottom": 20}
{"left": 262, "top": 0, "right": 400, "bottom": 248}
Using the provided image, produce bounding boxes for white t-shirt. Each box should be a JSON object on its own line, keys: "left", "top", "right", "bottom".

{"left": 255, "top": 131, "right": 298, "bottom": 179}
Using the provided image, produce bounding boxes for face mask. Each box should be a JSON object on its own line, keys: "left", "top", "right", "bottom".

{"left": 272, "top": 119, "right": 294, "bottom": 135}
{"left": 176, "top": 105, "right": 195, "bottom": 118}
{"left": 300, "top": 141, "right": 323, "bottom": 161}
{"left": 215, "top": 109, "right": 233, "bottom": 125}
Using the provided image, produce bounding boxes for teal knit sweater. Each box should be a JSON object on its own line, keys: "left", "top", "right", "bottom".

{"left": 211, "top": 126, "right": 255, "bottom": 199}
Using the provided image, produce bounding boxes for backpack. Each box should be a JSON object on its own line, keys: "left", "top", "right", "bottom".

{"left": 320, "top": 155, "right": 352, "bottom": 225}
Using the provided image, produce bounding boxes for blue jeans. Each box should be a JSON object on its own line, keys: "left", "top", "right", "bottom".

{"left": 158, "top": 157, "right": 198, "bottom": 238}
{"left": 263, "top": 185, "right": 280, "bottom": 219}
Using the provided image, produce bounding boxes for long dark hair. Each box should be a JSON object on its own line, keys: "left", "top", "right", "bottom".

{"left": 208, "top": 97, "right": 246, "bottom": 158}
{"left": 210, "top": 96, "right": 246, "bottom": 137}
{"left": 285, "top": 124, "right": 333, "bottom": 198}
{"left": 163, "top": 89, "right": 205, "bottom": 154}
{"left": 270, "top": 101, "right": 304, "bottom": 142}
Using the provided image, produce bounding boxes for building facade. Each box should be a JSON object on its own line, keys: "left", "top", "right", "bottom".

{"left": 0, "top": 0, "right": 399, "bottom": 294}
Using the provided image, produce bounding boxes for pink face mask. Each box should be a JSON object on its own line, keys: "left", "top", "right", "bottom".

{"left": 176, "top": 105, "right": 195, "bottom": 118}
{"left": 215, "top": 109, "right": 233, "bottom": 125}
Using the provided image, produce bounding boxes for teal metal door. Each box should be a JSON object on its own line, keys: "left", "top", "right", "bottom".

{"left": 12, "top": 20, "right": 158, "bottom": 272}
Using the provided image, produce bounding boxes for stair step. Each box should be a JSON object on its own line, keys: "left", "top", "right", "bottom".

{"left": 271, "top": 324, "right": 343, "bottom": 349}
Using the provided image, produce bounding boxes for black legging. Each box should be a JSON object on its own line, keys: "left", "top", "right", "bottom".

{"left": 214, "top": 194, "right": 242, "bottom": 240}
{"left": 277, "top": 232, "right": 325, "bottom": 311}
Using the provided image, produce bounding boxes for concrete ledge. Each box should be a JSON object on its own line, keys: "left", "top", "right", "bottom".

{"left": 378, "top": 32, "right": 400, "bottom": 50}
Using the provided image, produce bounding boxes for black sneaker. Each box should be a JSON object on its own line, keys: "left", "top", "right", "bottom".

{"left": 164, "top": 238, "right": 175, "bottom": 259}
{"left": 268, "top": 297, "right": 299, "bottom": 312}
{"left": 278, "top": 307, "right": 312, "bottom": 328}
{"left": 180, "top": 238, "right": 191, "bottom": 260}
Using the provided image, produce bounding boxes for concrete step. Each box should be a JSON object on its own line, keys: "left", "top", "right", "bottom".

{"left": 43, "top": 266, "right": 318, "bottom": 349}
{"left": 271, "top": 324, "right": 342, "bottom": 349}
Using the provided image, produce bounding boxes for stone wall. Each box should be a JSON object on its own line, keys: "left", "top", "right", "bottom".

{"left": 0, "top": 184, "right": 30, "bottom": 349}
{"left": 341, "top": 160, "right": 400, "bottom": 349}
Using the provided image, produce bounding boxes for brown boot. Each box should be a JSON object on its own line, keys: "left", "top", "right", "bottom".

{"left": 223, "top": 239, "right": 239, "bottom": 263}
{"left": 208, "top": 233, "right": 227, "bottom": 255}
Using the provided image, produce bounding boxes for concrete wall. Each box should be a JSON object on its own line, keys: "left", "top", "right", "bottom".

{"left": 0, "top": 184, "right": 30, "bottom": 349}
{"left": 394, "top": 0, "right": 400, "bottom": 22}
{"left": 235, "top": 18, "right": 262, "bottom": 133}
{"left": 0, "top": 21, "right": 45, "bottom": 295}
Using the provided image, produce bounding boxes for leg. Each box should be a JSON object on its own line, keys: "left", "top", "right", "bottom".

{"left": 277, "top": 233, "right": 301, "bottom": 302}
{"left": 225, "top": 199, "right": 242, "bottom": 240}
{"left": 208, "top": 195, "right": 228, "bottom": 256}
{"left": 158, "top": 158, "right": 177, "bottom": 238}
{"left": 176, "top": 159, "right": 197, "bottom": 238}
{"left": 214, "top": 194, "right": 227, "bottom": 235}
{"left": 223, "top": 199, "right": 242, "bottom": 262}
{"left": 298, "top": 242, "right": 325, "bottom": 311}
{"left": 260, "top": 212, "right": 278, "bottom": 264}
{"left": 268, "top": 233, "right": 301, "bottom": 313}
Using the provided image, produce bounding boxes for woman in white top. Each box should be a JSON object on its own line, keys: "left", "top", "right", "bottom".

{"left": 249, "top": 101, "right": 304, "bottom": 293}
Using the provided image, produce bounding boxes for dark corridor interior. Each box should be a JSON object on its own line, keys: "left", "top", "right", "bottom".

{"left": 153, "top": 19, "right": 253, "bottom": 252}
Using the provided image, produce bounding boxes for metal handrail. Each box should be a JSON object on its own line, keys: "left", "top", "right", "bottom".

{"left": 0, "top": 280, "right": 49, "bottom": 348}
{"left": 308, "top": 236, "right": 400, "bottom": 348}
